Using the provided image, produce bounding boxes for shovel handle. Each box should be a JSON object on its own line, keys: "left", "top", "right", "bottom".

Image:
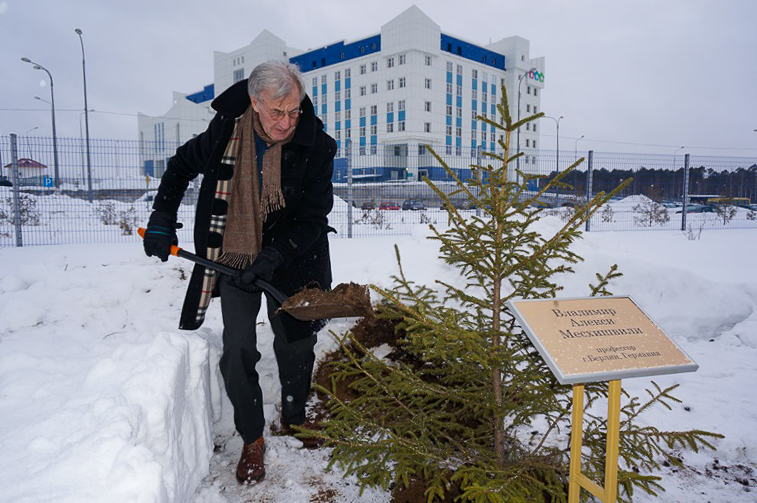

{"left": 137, "top": 227, "right": 288, "bottom": 306}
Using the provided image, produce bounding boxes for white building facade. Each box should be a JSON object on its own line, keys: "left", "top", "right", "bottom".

{"left": 139, "top": 6, "right": 545, "bottom": 182}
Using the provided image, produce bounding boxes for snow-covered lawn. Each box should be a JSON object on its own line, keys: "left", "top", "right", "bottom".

{"left": 1, "top": 219, "right": 756, "bottom": 502}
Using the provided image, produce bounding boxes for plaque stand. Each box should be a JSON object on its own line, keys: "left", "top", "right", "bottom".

{"left": 568, "top": 379, "right": 622, "bottom": 503}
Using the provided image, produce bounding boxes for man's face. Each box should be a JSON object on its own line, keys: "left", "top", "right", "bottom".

{"left": 250, "top": 88, "right": 301, "bottom": 143}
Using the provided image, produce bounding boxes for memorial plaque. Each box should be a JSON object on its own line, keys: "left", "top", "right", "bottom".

{"left": 507, "top": 296, "right": 698, "bottom": 384}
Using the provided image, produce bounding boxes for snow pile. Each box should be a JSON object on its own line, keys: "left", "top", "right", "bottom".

{"left": 0, "top": 245, "right": 217, "bottom": 503}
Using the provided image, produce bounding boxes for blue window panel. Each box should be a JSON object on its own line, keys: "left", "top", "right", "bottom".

{"left": 345, "top": 99, "right": 351, "bottom": 109}
{"left": 471, "top": 139, "right": 477, "bottom": 148}
{"left": 312, "top": 86, "right": 317, "bottom": 96}
{"left": 370, "top": 115, "right": 377, "bottom": 126}
{"left": 446, "top": 94, "right": 452, "bottom": 106}
{"left": 455, "top": 137, "right": 462, "bottom": 147}
{"left": 335, "top": 81, "right": 341, "bottom": 92}
{"left": 336, "top": 121, "right": 341, "bottom": 130}
{"left": 398, "top": 111, "right": 405, "bottom": 121}
{"left": 491, "top": 83, "right": 496, "bottom": 95}
{"left": 456, "top": 117, "right": 462, "bottom": 128}
{"left": 482, "top": 122, "right": 487, "bottom": 132}
{"left": 446, "top": 115, "right": 452, "bottom": 126}
{"left": 321, "top": 84, "right": 327, "bottom": 95}
{"left": 439, "top": 33, "right": 506, "bottom": 71}
{"left": 446, "top": 135, "right": 452, "bottom": 145}
{"left": 290, "top": 34, "right": 381, "bottom": 71}
{"left": 490, "top": 142, "right": 495, "bottom": 152}
{"left": 456, "top": 96, "right": 462, "bottom": 107}
{"left": 360, "top": 117, "right": 366, "bottom": 127}
{"left": 387, "top": 112, "right": 394, "bottom": 123}
{"left": 472, "top": 121, "right": 477, "bottom": 129}
{"left": 346, "top": 119, "right": 351, "bottom": 129}
{"left": 456, "top": 74, "right": 462, "bottom": 86}
{"left": 360, "top": 136, "right": 366, "bottom": 146}
{"left": 472, "top": 80, "right": 477, "bottom": 90}
{"left": 336, "top": 140, "right": 341, "bottom": 150}
{"left": 472, "top": 100, "right": 477, "bottom": 111}
{"left": 446, "top": 72, "right": 453, "bottom": 83}
{"left": 335, "top": 101, "right": 341, "bottom": 112}
{"left": 370, "top": 135, "right": 377, "bottom": 145}
{"left": 321, "top": 103, "right": 327, "bottom": 114}
{"left": 491, "top": 104, "right": 496, "bottom": 115}
{"left": 345, "top": 78, "right": 351, "bottom": 88}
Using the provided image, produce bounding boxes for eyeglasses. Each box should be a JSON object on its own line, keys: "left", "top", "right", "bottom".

{"left": 258, "top": 99, "right": 302, "bottom": 121}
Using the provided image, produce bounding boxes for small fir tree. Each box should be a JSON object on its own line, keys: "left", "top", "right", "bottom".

{"left": 311, "top": 86, "right": 721, "bottom": 503}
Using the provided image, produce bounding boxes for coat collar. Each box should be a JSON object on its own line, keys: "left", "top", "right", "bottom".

{"left": 210, "top": 79, "right": 319, "bottom": 147}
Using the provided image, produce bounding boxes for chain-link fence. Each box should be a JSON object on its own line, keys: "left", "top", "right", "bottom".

{"left": 2, "top": 134, "right": 756, "bottom": 247}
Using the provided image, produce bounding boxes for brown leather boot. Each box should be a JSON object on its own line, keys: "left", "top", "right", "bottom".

{"left": 281, "top": 418, "right": 324, "bottom": 449}
{"left": 236, "top": 436, "right": 265, "bottom": 484}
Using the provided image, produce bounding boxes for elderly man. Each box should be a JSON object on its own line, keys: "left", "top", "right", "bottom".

{"left": 143, "top": 60, "right": 336, "bottom": 484}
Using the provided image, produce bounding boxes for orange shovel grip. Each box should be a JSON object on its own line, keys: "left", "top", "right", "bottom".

{"left": 137, "top": 227, "right": 181, "bottom": 256}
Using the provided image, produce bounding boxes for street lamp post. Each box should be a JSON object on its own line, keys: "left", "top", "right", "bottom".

{"left": 21, "top": 57, "right": 60, "bottom": 188}
{"left": 516, "top": 67, "right": 537, "bottom": 178}
{"left": 25, "top": 126, "right": 38, "bottom": 158}
{"left": 574, "top": 135, "right": 584, "bottom": 162}
{"left": 75, "top": 28, "right": 94, "bottom": 202}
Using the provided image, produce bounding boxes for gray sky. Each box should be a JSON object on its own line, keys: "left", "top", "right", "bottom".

{"left": 1, "top": 0, "right": 756, "bottom": 157}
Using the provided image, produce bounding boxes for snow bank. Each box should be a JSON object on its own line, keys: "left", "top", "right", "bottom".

{"left": 0, "top": 245, "right": 217, "bottom": 503}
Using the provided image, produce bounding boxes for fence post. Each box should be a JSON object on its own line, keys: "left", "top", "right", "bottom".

{"left": 346, "top": 141, "right": 353, "bottom": 239}
{"left": 681, "top": 153, "right": 690, "bottom": 231}
{"left": 585, "top": 150, "right": 594, "bottom": 232}
{"left": 9, "top": 134, "right": 23, "bottom": 247}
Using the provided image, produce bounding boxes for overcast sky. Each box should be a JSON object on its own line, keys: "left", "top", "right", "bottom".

{"left": 1, "top": 0, "right": 756, "bottom": 157}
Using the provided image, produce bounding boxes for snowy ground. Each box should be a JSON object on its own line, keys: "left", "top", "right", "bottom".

{"left": 1, "top": 216, "right": 756, "bottom": 502}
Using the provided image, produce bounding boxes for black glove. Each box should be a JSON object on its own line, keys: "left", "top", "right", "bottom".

{"left": 235, "top": 247, "right": 284, "bottom": 288}
{"left": 143, "top": 211, "right": 182, "bottom": 262}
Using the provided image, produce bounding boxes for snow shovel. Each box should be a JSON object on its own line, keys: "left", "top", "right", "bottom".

{"left": 138, "top": 228, "right": 372, "bottom": 321}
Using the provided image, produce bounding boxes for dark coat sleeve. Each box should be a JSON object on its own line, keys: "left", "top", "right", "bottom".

{"left": 151, "top": 114, "right": 228, "bottom": 216}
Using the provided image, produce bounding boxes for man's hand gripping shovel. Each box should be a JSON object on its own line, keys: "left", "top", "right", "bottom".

{"left": 138, "top": 228, "right": 372, "bottom": 321}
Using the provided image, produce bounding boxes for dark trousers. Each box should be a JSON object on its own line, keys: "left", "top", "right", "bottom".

{"left": 218, "top": 275, "right": 317, "bottom": 444}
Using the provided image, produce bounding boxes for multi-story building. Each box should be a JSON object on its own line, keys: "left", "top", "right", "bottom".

{"left": 139, "top": 6, "right": 544, "bottom": 182}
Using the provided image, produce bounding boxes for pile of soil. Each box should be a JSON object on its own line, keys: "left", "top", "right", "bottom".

{"left": 281, "top": 282, "right": 372, "bottom": 320}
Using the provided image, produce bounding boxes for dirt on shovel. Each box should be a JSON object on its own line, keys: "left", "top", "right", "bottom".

{"left": 279, "top": 282, "right": 373, "bottom": 321}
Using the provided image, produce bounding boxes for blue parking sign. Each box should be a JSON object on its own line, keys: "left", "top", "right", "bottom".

{"left": 43, "top": 176, "right": 53, "bottom": 187}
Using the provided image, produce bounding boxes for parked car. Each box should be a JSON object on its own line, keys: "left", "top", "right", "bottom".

{"left": 379, "top": 201, "right": 400, "bottom": 210}
{"left": 361, "top": 201, "right": 375, "bottom": 210}
{"left": 0, "top": 175, "right": 11, "bottom": 187}
{"left": 402, "top": 199, "right": 426, "bottom": 210}
{"left": 676, "top": 204, "right": 715, "bottom": 214}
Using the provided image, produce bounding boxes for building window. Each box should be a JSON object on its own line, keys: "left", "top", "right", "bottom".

{"left": 335, "top": 91, "right": 341, "bottom": 101}
{"left": 387, "top": 80, "right": 394, "bottom": 91}
{"left": 345, "top": 68, "right": 351, "bottom": 78}
{"left": 425, "top": 122, "right": 431, "bottom": 133}
{"left": 456, "top": 145, "right": 462, "bottom": 156}
{"left": 425, "top": 55, "right": 432, "bottom": 66}
{"left": 233, "top": 68, "right": 245, "bottom": 82}
{"left": 481, "top": 131, "right": 486, "bottom": 141}
{"left": 371, "top": 61, "right": 378, "bottom": 72}
{"left": 387, "top": 57, "right": 395, "bottom": 68}
{"left": 335, "top": 111, "right": 341, "bottom": 122}
{"left": 345, "top": 89, "right": 351, "bottom": 99}
{"left": 447, "top": 105, "right": 453, "bottom": 116}
{"left": 533, "top": 124, "right": 537, "bottom": 132}
{"left": 345, "top": 109, "right": 351, "bottom": 120}
{"left": 371, "top": 83, "right": 378, "bottom": 94}
{"left": 533, "top": 140, "right": 537, "bottom": 149}
{"left": 456, "top": 64, "right": 463, "bottom": 74}
{"left": 456, "top": 85, "right": 462, "bottom": 96}
{"left": 526, "top": 123, "right": 530, "bottom": 131}
{"left": 335, "top": 71, "right": 341, "bottom": 81}
{"left": 472, "top": 90, "right": 477, "bottom": 100}
{"left": 387, "top": 102, "right": 394, "bottom": 113}
{"left": 534, "top": 88, "right": 538, "bottom": 97}
{"left": 533, "top": 106, "right": 538, "bottom": 113}
{"left": 398, "top": 100, "right": 405, "bottom": 110}
{"left": 360, "top": 64, "right": 366, "bottom": 75}
{"left": 425, "top": 78, "right": 432, "bottom": 89}
{"left": 399, "top": 54, "right": 406, "bottom": 65}
{"left": 360, "top": 86, "right": 366, "bottom": 96}
{"left": 360, "top": 126, "right": 366, "bottom": 136}
{"left": 447, "top": 61, "right": 453, "bottom": 72}
{"left": 526, "top": 104, "right": 531, "bottom": 113}
{"left": 446, "top": 83, "right": 453, "bottom": 94}
{"left": 419, "top": 145, "right": 426, "bottom": 155}
{"left": 399, "top": 77, "right": 406, "bottom": 88}
{"left": 321, "top": 75, "right": 327, "bottom": 84}
{"left": 456, "top": 107, "right": 462, "bottom": 117}
{"left": 370, "top": 145, "right": 377, "bottom": 154}
{"left": 370, "top": 105, "right": 377, "bottom": 114}
{"left": 456, "top": 127, "right": 462, "bottom": 137}
{"left": 371, "top": 125, "right": 377, "bottom": 135}
{"left": 387, "top": 123, "right": 393, "bottom": 133}
{"left": 472, "top": 69, "right": 478, "bottom": 79}
{"left": 359, "top": 146, "right": 366, "bottom": 155}
{"left": 398, "top": 121, "right": 405, "bottom": 131}
{"left": 359, "top": 107, "right": 366, "bottom": 117}
{"left": 312, "top": 77, "right": 317, "bottom": 87}
{"left": 526, "top": 139, "right": 530, "bottom": 147}
{"left": 425, "top": 101, "right": 431, "bottom": 112}
{"left": 446, "top": 125, "right": 452, "bottom": 136}
{"left": 527, "top": 85, "right": 531, "bottom": 95}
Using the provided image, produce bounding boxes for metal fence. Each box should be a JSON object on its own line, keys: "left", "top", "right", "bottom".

{"left": 2, "top": 133, "right": 756, "bottom": 247}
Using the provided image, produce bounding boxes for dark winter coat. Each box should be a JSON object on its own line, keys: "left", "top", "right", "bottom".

{"left": 152, "top": 79, "right": 336, "bottom": 330}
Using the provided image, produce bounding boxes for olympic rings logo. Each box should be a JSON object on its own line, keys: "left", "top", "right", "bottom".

{"left": 529, "top": 70, "right": 545, "bottom": 82}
